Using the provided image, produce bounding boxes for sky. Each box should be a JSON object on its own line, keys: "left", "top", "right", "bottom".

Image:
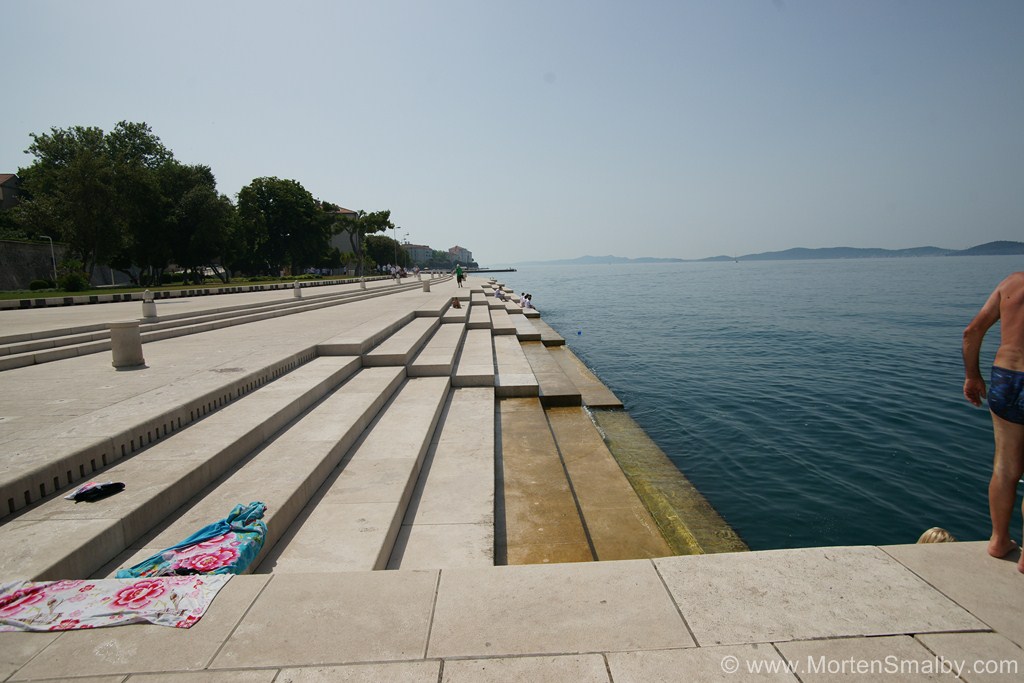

{"left": 2, "top": 1, "right": 1022, "bottom": 265}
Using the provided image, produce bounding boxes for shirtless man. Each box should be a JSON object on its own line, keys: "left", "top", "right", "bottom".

{"left": 963, "top": 271, "right": 1024, "bottom": 572}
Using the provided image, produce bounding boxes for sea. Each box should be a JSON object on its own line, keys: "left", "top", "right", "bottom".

{"left": 500, "top": 255, "right": 1024, "bottom": 551}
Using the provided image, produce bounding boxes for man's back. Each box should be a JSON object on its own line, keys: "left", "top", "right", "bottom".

{"left": 993, "top": 272, "right": 1024, "bottom": 371}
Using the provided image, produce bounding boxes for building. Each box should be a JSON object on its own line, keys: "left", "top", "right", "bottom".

{"left": 0, "top": 174, "right": 21, "bottom": 209}
{"left": 326, "top": 205, "right": 359, "bottom": 255}
{"left": 448, "top": 245, "right": 473, "bottom": 265}
{"left": 402, "top": 243, "right": 433, "bottom": 266}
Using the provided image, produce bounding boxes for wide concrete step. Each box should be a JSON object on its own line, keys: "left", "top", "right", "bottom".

{"left": 0, "top": 345, "right": 329, "bottom": 522}
{"left": 0, "top": 284, "right": 414, "bottom": 372}
{"left": 441, "top": 302, "right": 469, "bottom": 324}
{"left": 389, "top": 387, "right": 496, "bottom": 569}
{"left": 256, "top": 376, "right": 450, "bottom": 573}
{"left": 364, "top": 317, "right": 440, "bottom": 366}
{"left": 531, "top": 317, "right": 565, "bottom": 346}
{"left": 318, "top": 310, "right": 414, "bottom": 355}
{"left": 546, "top": 406, "right": 673, "bottom": 560}
{"left": 408, "top": 321, "right": 467, "bottom": 377}
{"left": 499, "top": 398, "right": 591, "bottom": 565}
{"left": 490, "top": 308, "right": 517, "bottom": 335}
{"left": 511, "top": 315, "right": 541, "bottom": 341}
{"left": 467, "top": 303, "right": 491, "bottom": 330}
{"left": 547, "top": 345, "right": 623, "bottom": 408}
{"left": 520, "top": 341, "right": 582, "bottom": 407}
{"left": 0, "top": 357, "right": 362, "bottom": 580}
{"left": 102, "top": 366, "right": 407, "bottom": 578}
{"left": 452, "top": 328, "right": 494, "bottom": 388}
{"left": 493, "top": 335, "right": 538, "bottom": 398}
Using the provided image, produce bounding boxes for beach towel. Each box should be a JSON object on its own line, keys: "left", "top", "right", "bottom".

{"left": 0, "top": 575, "right": 230, "bottom": 631}
{"left": 116, "top": 501, "right": 267, "bottom": 578}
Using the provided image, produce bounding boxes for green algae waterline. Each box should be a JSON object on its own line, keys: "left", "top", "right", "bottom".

{"left": 590, "top": 408, "right": 748, "bottom": 555}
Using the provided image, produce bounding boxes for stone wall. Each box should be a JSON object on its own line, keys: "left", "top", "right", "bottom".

{"left": 0, "top": 240, "right": 65, "bottom": 290}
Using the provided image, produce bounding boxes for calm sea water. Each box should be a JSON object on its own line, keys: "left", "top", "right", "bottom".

{"left": 502, "top": 256, "right": 1024, "bottom": 550}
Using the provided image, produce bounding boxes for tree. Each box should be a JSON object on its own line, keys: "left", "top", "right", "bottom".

{"left": 162, "top": 163, "right": 237, "bottom": 283}
{"left": 18, "top": 126, "right": 120, "bottom": 275}
{"left": 235, "top": 177, "right": 323, "bottom": 275}
{"left": 16, "top": 121, "right": 173, "bottom": 279}
{"left": 332, "top": 209, "right": 394, "bottom": 276}
{"left": 365, "top": 233, "right": 410, "bottom": 269}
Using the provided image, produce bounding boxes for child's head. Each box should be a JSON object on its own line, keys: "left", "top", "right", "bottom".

{"left": 916, "top": 527, "right": 956, "bottom": 544}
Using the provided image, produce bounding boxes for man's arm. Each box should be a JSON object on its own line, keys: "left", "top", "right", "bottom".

{"left": 963, "top": 286, "right": 1002, "bottom": 406}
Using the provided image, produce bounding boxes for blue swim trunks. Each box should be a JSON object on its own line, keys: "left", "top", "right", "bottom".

{"left": 989, "top": 366, "right": 1024, "bottom": 425}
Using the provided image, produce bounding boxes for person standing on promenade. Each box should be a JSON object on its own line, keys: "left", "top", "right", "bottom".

{"left": 455, "top": 265, "right": 464, "bottom": 288}
{"left": 963, "top": 271, "right": 1024, "bottom": 572}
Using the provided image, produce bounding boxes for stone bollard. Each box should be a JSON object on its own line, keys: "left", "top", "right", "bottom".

{"left": 293, "top": 282, "right": 302, "bottom": 299}
{"left": 423, "top": 280, "right": 430, "bottom": 292}
{"left": 142, "top": 290, "right": 157, "bottom": 319}
{"left": 360, "top": 277, "right": 366, "bottom": 290}
{"left": 109, "top": 321, "right": 145, "bottom": 369}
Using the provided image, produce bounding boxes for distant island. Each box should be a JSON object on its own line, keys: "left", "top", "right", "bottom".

{"left": 514, "top": 241, "right": 1024, "bottom": 266}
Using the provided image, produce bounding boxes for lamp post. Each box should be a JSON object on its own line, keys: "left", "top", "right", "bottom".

{"left": 39, "top": 235, "right": 57, "bottom": 283}
{"left": 391, "top": 225, "right": 399, "bottom": 267}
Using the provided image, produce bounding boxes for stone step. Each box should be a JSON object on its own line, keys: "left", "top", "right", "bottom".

{"left": 408, "top": 321, "right": 467, "bottom": 377}
{"left": 104, "top": 366, "right": 407, "bottom": 578}
{"left": 318, "top": 311, "right": 414, "bottom": 355}
{"left": 0, "top": 357, "right": 362, "bottom": 580}
{"left": 0, "top": 346, "right": 321, "bottom": 522}
{"left": 363, "top": 317, "right": 440, "bottom": 367}
{"left": 547, "top": 345, "right": 623, "bottom": 408}
{"left": 530, "top": 317, "right": 565, "bottom": 346}
{"left": 257, "top": 376, "right": 450, "bottom": 573}
{"left": 0, "top": 285, "right": 413, "bottom": 372}
{"left": 388, "top": 387, "right": 495, "bottom": 569}
{"left": 498, "top": 398, "right": 592, "bottom": 564}
{"left": 503, "top": 300, "right": 524, "bottom": 315}
{"left": 489, "top": 308, "right": 517, "bottom": 336}
{"left": 441, "top": 301, "right": 469, "bottom": 324}
{"left": 467, "top": 303, "right": 492, "bottom": 330}
{"left": 452, "top": 329, "right": 495, "bottom": 388}
{"left": 519, "top": 341, "right": 582, "bottom": 407}
{"left": 512, "top": 315, "right": 541, "bottom": 342}
{"left": 546, "top": 407, "right": 673, "bottom": 560}
{"left": 493, "top": 335, "right": 539, "bottom": 398}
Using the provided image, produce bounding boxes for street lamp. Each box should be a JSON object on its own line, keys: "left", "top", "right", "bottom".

{"left": 391, "top": 225, "right": 399, "bottom": 267}
{"left": 39, "top": 235, "right": 57, "bottom": 283}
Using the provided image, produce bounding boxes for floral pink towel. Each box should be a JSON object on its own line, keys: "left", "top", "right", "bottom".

{"left": 0, "top": 575, "right": 231, "bottom": 631}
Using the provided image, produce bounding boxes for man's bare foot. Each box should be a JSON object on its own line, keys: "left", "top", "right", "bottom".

{"left": 1018, "top": 556, "right": 1024, "bottom": 574}
{"left": 988, "top": 537, "right": 1018, "bottom": 558}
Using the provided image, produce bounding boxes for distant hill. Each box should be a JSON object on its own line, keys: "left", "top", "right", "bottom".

{"left": 515, "top": 254, "right": 685, "bottom": 266}
{"left": 514, "top": 241, "right": 1024, "bottom": 266}
{"left": 714, "top": 241, "right": 1024, "bottom": 261}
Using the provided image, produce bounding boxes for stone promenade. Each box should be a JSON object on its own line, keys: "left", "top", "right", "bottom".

{"left": 0, "top": 275, "right": 1021, "bottom": 681}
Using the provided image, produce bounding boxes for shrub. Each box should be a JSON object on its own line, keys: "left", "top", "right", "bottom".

{"left": 29, "top": 279, "right": 54, "bottom": 291}
{"left": 58, "top": 272, "right": 90, "bottom": 292}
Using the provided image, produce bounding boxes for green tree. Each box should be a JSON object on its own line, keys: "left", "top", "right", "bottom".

{"left": 236, "top": 177, "right": 323, "bottom": 275}
{"left": 16, "top": 121, "right": 174, "bottom": 279}
{"left": 106, "top": 122, "right": 174, "bottom": 283}
{"left": 162, "top": 163, "right": 237, "bottom": 283}
{"left": 332, "top": 209, "right": 394, "bottom": 276}
{"left": 365, "top": 233, "right": 410, "bottom": 269}
{"left": 18, "top": 126, "right": 120, "bottom": 275}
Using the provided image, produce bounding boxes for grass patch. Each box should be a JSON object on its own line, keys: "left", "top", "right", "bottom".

{"left": 0, "top": 277, "right": 362, "bottom": 301}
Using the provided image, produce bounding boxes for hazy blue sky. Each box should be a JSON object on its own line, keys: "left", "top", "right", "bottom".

{"left": 3, "top": 1, "right": 1021, "bottom": 264}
